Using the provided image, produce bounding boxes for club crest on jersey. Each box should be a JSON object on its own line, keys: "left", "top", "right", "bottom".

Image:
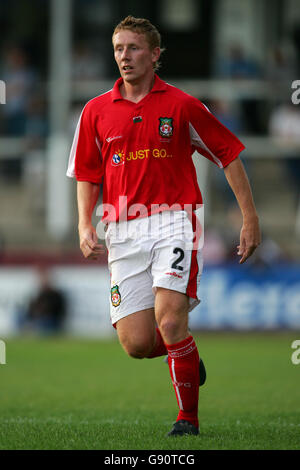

{"left": 159, "top": 117, "right": 173, "bottom": 138}
{"left": 111, "top": 285, "right": 121, "bottom": 307}
{"left": 111, "top": 150, "right": 125, "bottom": 167}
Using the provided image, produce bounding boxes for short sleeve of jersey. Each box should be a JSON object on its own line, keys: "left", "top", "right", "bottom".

{"left": 186, "top": 96, "right": 245, "bottom": 168}
{"left": 66, "top": 102, "right": 103, "bottom": 184}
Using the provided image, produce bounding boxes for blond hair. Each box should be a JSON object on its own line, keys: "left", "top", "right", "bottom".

{"left": 112, "top": 15, "right": 164, "bottom": 71}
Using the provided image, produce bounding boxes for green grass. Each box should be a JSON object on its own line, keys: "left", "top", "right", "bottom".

{"left": 0, "top": 331, "right": 299, "bottom": 450}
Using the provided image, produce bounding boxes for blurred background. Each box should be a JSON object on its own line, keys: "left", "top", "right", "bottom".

{"left": 0, "top": 0, "right": 300, "bottom": 338}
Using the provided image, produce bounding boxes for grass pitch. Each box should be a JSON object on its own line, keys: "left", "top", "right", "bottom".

{"left": 0, "top": 331, "right": 299, "bottom": 450}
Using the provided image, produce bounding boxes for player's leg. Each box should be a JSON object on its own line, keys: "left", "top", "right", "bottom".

{"left": 150, "top": 211, "right": 204, "bottom": 435}
{"left": 155, "top": 288, "right": 189, "bottom": 344}
{"left": 155, "top": 287, "right": 200, "bottom": 434}
{"left": 116, "top": 308, "right": 166, "bottom": 359}
{"left": 109, "top": 275, "right": 167, "bottom": 359}
{"left": 106, "top": 217, "right": 168, "bottom": 360}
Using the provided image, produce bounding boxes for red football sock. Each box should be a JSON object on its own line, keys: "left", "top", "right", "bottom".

{"left": 166, "top": 335, "right": 200, "bottom": 428}
{"left": 147, "top": 327, "right": 168, "bottom": 358}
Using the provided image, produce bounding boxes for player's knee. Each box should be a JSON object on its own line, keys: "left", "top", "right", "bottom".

{"left": 158, "top": 317, "right": 180, "bottom": 341}
{"left": 121, "top": 337, "right": 154, "bottom": 359}
{"left": 126, "top": 345, "right": 151, "bottom": 359}
{"left": 156, "top": 305, "right": 189, "bottom": 343}
{"left": 128, "top": 349, "right": 146, "bottom": 359}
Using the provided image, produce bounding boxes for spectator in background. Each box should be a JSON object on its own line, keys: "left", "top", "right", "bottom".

{"left": 269, "top": 102, "right": 300, "bottom": 142}
{"left": 269, "top": 102, "right": 300, "bottom": 235}
{"left": 209, "top": 99, "right": 250, "bottom": 209}
{"left": 1, "top": 45, "right": 37, "bottom": 135}
{"left": 24, "top": 91, "right": 48, "bottom": 149}
{"left": 21, "top": 90, "right": 49, "bottom": 218}
{"left": 20, "top": 267, "right": 66, "bottom": 335}
{"left": 216, "top": 44, "right": 262, "bottom": 134}
{"left": 210, "top": 99, "right": 244, "bottom": 135}
{"left": 265, "top": 43, "right": 296, "bottom": 84}
{"left": 72, "top": 42, "right": 107, "bottom": 81}
{"left": 218, "top": 44, "right": 260, "bottom": 80}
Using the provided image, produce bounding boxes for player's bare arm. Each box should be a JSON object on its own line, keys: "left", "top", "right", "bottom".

{"left": 224, "top": 157, "right": 261, "bottom": 264}
{"left": 77, "top": 181, "right": 104, "bottom": 259}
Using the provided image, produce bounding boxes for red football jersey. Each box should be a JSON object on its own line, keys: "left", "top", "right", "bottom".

{"left": 67, "top": 75, "right": 245, "bottom": 223}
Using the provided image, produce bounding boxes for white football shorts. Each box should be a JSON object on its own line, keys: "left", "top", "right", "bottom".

{"left": 105, "top": 210, "right": 203, "bottom": 326}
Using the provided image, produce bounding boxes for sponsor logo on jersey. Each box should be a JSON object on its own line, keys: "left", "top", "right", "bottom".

{"left": 111, "top": 285, "right": 121, "bottom": 307}
{"left": 111, "top": 150, "right": 125, "bottom": 166}
{"left": 106, "top": 135, "right": 123, "bottom": 143}
{"left": 159, "top": 117, "right": 173, "bottom": 138}
{"left": 111, "top": 148, "right": 173, "bottom": 164}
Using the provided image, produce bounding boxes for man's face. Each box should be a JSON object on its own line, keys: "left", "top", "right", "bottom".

{"left": 113, "top": 30, "right": 160, "bottom": 83}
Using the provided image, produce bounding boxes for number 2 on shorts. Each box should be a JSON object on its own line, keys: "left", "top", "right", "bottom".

{"left": 171, "top": 247, "right": 184, "bottom": 271}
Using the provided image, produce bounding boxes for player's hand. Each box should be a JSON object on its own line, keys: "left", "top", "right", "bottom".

{"left": 237, "top": 215, "right": 261, "bottom": 264}
{"left": 78, "top": 224, "right": 105, "bottom": 260}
